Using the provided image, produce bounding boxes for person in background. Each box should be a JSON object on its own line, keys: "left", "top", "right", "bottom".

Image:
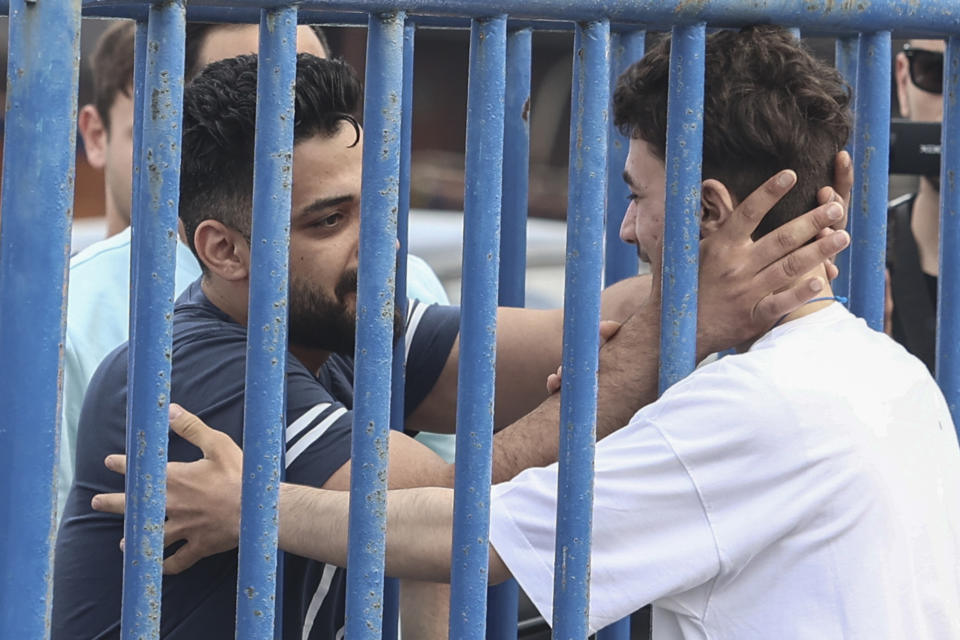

{"left": 887, "top": 38, "right": 945, "bottom": 372}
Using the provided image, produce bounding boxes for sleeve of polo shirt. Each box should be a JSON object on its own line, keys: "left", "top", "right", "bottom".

{"left": 402, "top": 300, "right": 460, "bottom": 416}
{"left": 282, "top": 363, "right": 354, "bottom": 488}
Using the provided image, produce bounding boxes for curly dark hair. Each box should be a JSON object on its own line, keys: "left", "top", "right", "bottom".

{"left": 613, "top": 25, "right": 852, "bottom": 239}
{"left": 179, "top": 53, "right": 361, "bottom": 267}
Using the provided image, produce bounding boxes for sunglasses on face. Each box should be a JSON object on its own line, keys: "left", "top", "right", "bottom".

{"left": 903, "top": 45, "right": 944, "bottom": 95}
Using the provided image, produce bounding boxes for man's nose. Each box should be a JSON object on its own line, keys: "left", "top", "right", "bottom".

{"left": 619, "top": 208, "right": 637, "bottom": 244}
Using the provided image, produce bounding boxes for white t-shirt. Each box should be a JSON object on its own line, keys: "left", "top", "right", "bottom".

{"left": 490, "top": 303, "right": 960, "bottom": 638}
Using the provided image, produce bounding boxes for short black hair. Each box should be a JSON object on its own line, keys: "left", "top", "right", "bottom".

{"left": 179, "top": 54, "right": 362, "bottom": 269}
{"left": 614, "top": 25, "right": 852, "bottom": 239}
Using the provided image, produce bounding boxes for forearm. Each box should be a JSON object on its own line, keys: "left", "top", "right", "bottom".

{"left": 400, "top": 579, "right": 450, "bottom": 639}
{"left": 600, "top": 274, "right": 651, "bottom": 322}
{"left": 490, "top": 301, "right": 660, "bottom": 483}
{"left": 277, "top": 483, "right": 457, "bottom": 583}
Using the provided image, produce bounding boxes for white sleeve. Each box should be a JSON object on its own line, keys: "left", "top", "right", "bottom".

{"left": 489, "top": 419, "right": 720, "bottom": 633}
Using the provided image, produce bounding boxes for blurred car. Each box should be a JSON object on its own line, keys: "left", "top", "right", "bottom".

{"left": 407, "top": 209, "right": 571, "bottom": 309}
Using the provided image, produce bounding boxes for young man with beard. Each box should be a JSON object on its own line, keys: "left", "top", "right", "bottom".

{"left": 887, "top": 38, "right": 945, "bottom": 372}
{"left": 59, "top": 20, "right": 453, "bottom": 522}
{"left": 107, "top": 28, "right": 960, "bottom": 639}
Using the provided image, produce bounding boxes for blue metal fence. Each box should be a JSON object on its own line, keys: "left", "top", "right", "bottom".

{"left": 2, "top": 1, "right": 959, "bottom": 639}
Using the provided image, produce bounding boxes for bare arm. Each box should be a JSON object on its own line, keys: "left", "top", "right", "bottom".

{"left": 93, "top": 165, "right": 854, "bottom": 578}
{"left": 275, "top": 484, "right": 486, "bottom": 585}
{"left": 407, "top": 276, "right": 650, "bottom": 434}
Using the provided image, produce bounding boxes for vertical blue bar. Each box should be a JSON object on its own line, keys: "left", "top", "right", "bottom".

{"left": 937, "top": 35, "right": 960, "bottom": 432}
{"left": 497, "top": 27, "right": 531, "bottom": 309}
{"left": 605, "top": 29, "right": 644, "bottom": 288}
{"left": 345, "top": 11, "right": 404, "bottom": 640}
{"left": 0, "top": 0, "right": 80, "bottom": 635}
{"left": 833, "top": 35, "right": 859, "bottom": 303}
{"left": 551, "top": 20, "right": 609, "bottom": 640}
{"left": 382, "top": 19, "right": 417, "bottom": 640}
{"left": 129, "top": 22, "right": 148, "bottom": 348}
{"left": 121, "top": 2, "right": 185, "bottom": 638}
{"left": 449, "top": 15, "right": 506, "bottom": 640}
{"left": 659, "top": 24, "right": 705, "bottom": 392}
{"left": 234, "top": 7, "right": 297, "bottom": 639}
{"left": 848, "top": 32, "right": 891, "bottom": 331}
{"left": 488, "top": 25, "right": 530, "bottom": 640}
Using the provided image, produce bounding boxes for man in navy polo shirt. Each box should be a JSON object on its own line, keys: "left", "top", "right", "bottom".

{"left": 58, "top": 53, "right": 852, "bottom": 639}
{"left": 54, "top": 55, "right": 468, "bottom": 640}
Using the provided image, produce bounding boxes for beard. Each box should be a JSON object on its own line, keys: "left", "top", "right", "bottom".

{"left": 287, "top": 269, "right": 404, "bottom": 356}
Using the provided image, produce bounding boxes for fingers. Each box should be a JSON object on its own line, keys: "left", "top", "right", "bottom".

{"left": 753, "top": 276, "right": 827, "bottom": 327}
{"left": 815, "top": 152, "right": 852, "bottom": 230}
{"left": 815, "top": 228, "right": 841, "bottom": 281}
{"left": 163, "top": 542, "right": 205, "bottom": 576}
{"left": 91, "top": 492, "right": 127, "bottom": 515}
{"left": 168, "top": 403, "right": 228, "bottom": 459}
{"left": 721, "top": 169, "right": 796, "bottom": 239}
{"left": 546, "top": 366, "right": 562, "bottom": 395}
{"left": 752, "top": 202, "right": 845, "bottom": 272}
{"left": 598, "top": 320, "right": 622, "bottom": 343}
{"left": 104, "top": 454, "right": 128, "bottom": 476}
{"left": 756, "top": 229, "right": 849, "bottom": 295}
{"left": 832, "top": 150, "right": 853, "bottom": 211}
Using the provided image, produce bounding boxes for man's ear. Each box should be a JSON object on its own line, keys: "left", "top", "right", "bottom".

{"left": 700, "top": 178, "right": 736, "bottom": 237}
{"left": 78, "top": 104, "right": 108, "bottom": 169}
{"left": 894, "top": 52, "right": 911, "bottom": 119}
{"left": 193, "top": 220, "right": 250, "bottom": 281}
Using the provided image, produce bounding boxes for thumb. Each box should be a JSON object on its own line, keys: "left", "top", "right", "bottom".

{"left": 168, "top": 404, "right": 222, "bottom": 459}
{"left": 599, "top": 320, "right": 622, "bottom": 343}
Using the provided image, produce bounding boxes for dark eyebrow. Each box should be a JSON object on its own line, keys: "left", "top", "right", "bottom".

{"left": 622, "top": 170, "right": 637, "bottom": 188}
{"left": 296, "top": 195, "right": 355, "bottom": 220}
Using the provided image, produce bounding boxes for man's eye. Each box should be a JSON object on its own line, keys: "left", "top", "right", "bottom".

{"left": 316, "top": 213, "right": 343, "bottom": 228}
{"left": 627, "top": 193, "right": 640, "bottom": 203}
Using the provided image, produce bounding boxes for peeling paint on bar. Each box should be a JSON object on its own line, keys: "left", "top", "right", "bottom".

{"left": 449, "top": 14, "right": 507, "bottom": 640}
{"left": 552, "top": 18, "right": 609, "bottom": 640}
{"left": 346, "top": 9, "right": 406, "bottom": 640}
{"left": 234, "top": 6, "right": 298, "bottom": 639}
{"left": 659, "top": 23, "right": 705, "bottom": 392}
{"left": 121, "top": 2, "right": 185, "bottom": 638}
{"left": 848, "top": 31, "right": 890, "bottom": 331}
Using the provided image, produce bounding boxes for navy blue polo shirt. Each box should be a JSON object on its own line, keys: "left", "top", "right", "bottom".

{"left": 52, "top": 280, "right": 459, "bottom": 640}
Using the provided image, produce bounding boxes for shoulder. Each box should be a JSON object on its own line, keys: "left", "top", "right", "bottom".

{"left": 66, "top": 229, "right": 133, "bottom": 347}
{"left": 69, "top": 227, "right": 133, "bottom": 275}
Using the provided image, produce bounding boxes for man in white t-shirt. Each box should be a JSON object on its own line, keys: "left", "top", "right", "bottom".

{"left": 489, "top": 27, "right": 959, "bottom": 636}
{"left": 94, "top": 26, "right": 958, "bottom": 639}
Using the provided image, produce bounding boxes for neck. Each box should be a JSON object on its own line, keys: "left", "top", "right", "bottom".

{"left": 289, "top": 344, "right": 332, "bottom": 374}
{"left": 200, "top": 278, "right": 332, "bottom": 374}
{"left": 912, "top": 177, "right": 940, "bottom": 276}
{"left": 736, "top": 265, "right": 837, "bottom": 352}
{"left": 104, "top": 202, "right": 129, "bottom": 238}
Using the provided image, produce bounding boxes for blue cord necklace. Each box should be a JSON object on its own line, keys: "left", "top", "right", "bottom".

{"left": 773, "top": 295, "right": 848, "bottom": 327}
